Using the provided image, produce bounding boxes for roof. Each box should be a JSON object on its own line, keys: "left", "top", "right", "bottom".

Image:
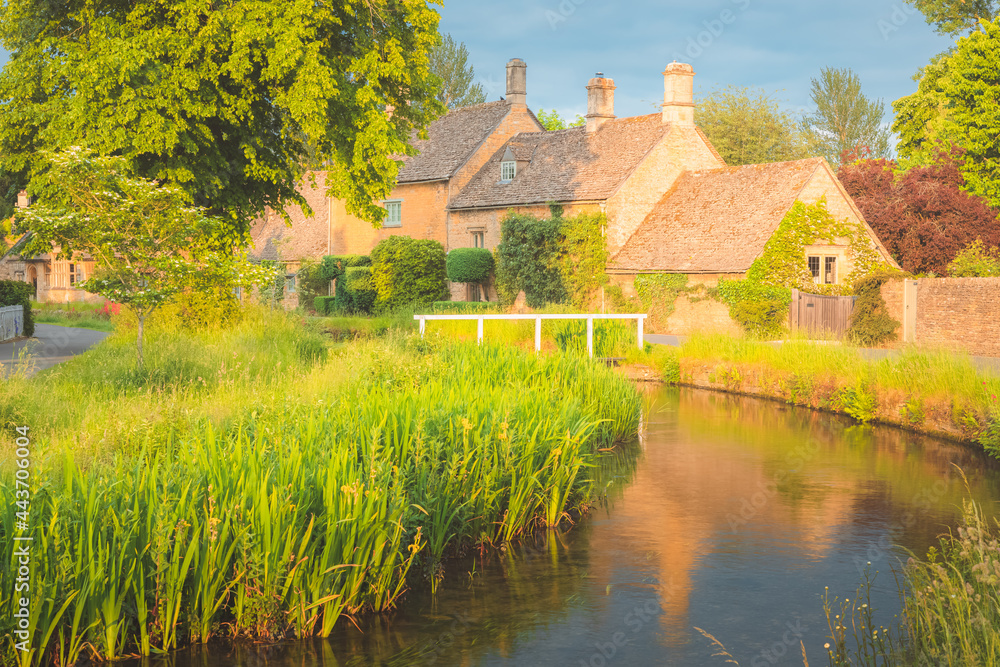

{"left": 449, "top": 113, "right": 672, "bottom": 209}
{"left": 611, "top": 158, "right": 825, "bottom": 273}
{"left": 397, "top": 101, "right": 514, "bottom": 183}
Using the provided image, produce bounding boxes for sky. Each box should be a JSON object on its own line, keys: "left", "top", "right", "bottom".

{"left": 438, "top": 0, "right": 956, "bottom": 128}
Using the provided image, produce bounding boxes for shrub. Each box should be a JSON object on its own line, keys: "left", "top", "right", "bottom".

{"left": 370, "top": 236, "right": 448, "bottom": 312}
{"left": 715, "top": 279, "right": 791, "bottom": 338}
{"left": 321, "top": 254, "right": 371, "bottom": 282}
{"left": 846, "top": 272, "right": 900, "bottom": 347}
{"left": 446, "top": 248, "right": 493, "bottom": 284}
{"left": 947, "top": 239, "right": 1000, "bottom": 277}
{"left": 0, "top": 280, "right": 33, "bottom": 336}
{"left": 431, "top": 301, "right": 498, "bottom": 314}
{"left": 334, "top": 267, "right": 377, "bottom": 314}
{"left": 314, "top": 295, "right": 336, "bottom": 315}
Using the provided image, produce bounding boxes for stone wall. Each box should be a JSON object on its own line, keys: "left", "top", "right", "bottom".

{"left": 660, "top": 296, "right": 742, "bottom": 336}
{"left": 881, "top": 277, "right": 1000, "bottom": 357}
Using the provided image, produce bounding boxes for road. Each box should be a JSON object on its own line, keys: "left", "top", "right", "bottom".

{"left": 0, "top": 323, "right": 111, "bottom": 377}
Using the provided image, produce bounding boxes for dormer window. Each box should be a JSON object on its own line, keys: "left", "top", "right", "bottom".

{"left": 500, "top": 160, "right": 516, "bottom": 181}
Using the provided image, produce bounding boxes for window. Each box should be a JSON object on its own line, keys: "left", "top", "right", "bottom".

{"left": 286, "top": 274, "right": 296, "bottom": 294}
{"left": 500, "top": 161, "right": 516, "bottom": 181}
{"left": 808, "top": 256, "right": 820, "bottom": 280}
{"left": 824, "top": 256, "right": 837, "bottom": 285}
{"left": 384, "top": 200, "right": 402, "bottom": 227}
{"left": 69, "top": 263, "right": 77, "bottom": 286}
{"left": 472, "top": 231, "right": 485, "bottom": 248}
{"left": 807, "top": 255, "right": 838, "bottom": 285}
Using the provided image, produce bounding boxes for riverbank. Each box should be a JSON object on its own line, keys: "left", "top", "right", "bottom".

{"left": 620, "top": 333, "right": 1000, "bottom": 458}
{"left": 0, "top": 309, "right": 642, "bottom": 665}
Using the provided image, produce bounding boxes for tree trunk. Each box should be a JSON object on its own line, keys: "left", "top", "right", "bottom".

{"left": 137, "top": 314, "right": 145, "bottom": 370}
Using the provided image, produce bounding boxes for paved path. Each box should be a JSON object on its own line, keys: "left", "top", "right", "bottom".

{"left": 0, "top": 324, "right": 111, "bottom": 377}
{"left": 643, "top": 334, "right": 1000, "bottom": 374}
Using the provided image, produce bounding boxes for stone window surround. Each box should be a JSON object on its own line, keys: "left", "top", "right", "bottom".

{"left": 383, "top": 199, "right": 403, "bottom": 227}
{"left": 804, "top": 244, "right": 848, "bottom": 285}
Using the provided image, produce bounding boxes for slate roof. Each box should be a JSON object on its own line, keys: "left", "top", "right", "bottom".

{"left": 611, "top": 158, "right": 825, "bottom": 273}
{"left": 449, "top": 113, "right": 672, "bottom": 209}
{"left": 397, "top": 101, "right": 514, "bottom": 183}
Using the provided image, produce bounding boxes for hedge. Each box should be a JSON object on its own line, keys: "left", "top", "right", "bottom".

{"left": 333, "top": 267, "right": 377, "bottom": 314}
{"left": 846, "top": 272, "right": 901, "bottom": 346}
{"left": 430, "top": 301, "right": 498, "bottom": 314}
{"left": 0, "top": 280, "right": 33, "bottom": 337}
{"left": 313, "top": 295, "right": 336, "bottom": 316}
{"left": 446, "top": 248, "right": 493, "bottom": 284}
{"left": 321, "top": 255, "right": 371, "bottom": 282}
{"left": 370, "top": 236, "right": 448, "bottom": 312}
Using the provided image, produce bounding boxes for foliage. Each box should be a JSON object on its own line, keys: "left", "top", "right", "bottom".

{"left": 0, "top": 0, "right": 445, "bottom": 235}
{"left": 695, "top": 86, "right": 809, "bottom": 165}
{"left": 536, "top": 109, "right": 585, "bottom": 131}
{"left": 745, "top": 199, "right": 893, "bottom": 294}
{"left": 313, "top": 295, "right": 336, "bottom": 315}
{"left": 428, "top": 34, "right": 486, "bottom": 109}
{"left": 320, "top": 255, "right": 371, "bottom": 283}
{"left": 494, "top": 211, "right": 608, "bottom": 308}
{"left": 445, "top": 248, "right": 494, "bottom": 290}
{"left": 431, "top": 301, "right": 498, "bottom": 313}
{"left": 14, "top": 148, "right": 272, "bottom": 367}
{"left": 632, "top": 273, "right": 688, "bottom": 328}
{"left": 802, "top": 67, "right": 891, "bottom": 168}
{"left": 552, "top": 319, "right": 636, "bottom": 358}
{"left": 716, "top": 279, "right": 792, "bottom": 338}
{"left": 0, "top": 312, "right": 641, "bottom": 662}
{"left": 0, "top": 279, "right": 33, "bottom": 336}
{"left": 334, "top": 267, "right": 377, "bottom": 315}
{"left": 838, "top": 149, "right": 1000, "bottom": 274}
{"left": 948, "top": 239, "right": 1000, "bottom": 276}
{"left": 846, "top": 272, "right": 902, "bottom": 347}
{"left": 905, "top": 0, "right": 1000, "bottom": 35}
{"left": 370, "top": 236, "right": 448, "bottom": 312}
{"left": 892, "top": 54, "right": 957, "bottom": 165}
{"left": 293, "top": 260, "right": 333, "bottom": 311}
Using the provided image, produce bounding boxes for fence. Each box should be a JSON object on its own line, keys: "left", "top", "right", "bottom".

{"left": 789, "top": 289, "right": 856, "bottom": 338}
{"left": 0, "top": 305, "right": 24, "bottom": 342}
{"left": 414, "top": 313, "right": 647, "bottom": 358}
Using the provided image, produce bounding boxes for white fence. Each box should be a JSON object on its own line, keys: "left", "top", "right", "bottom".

{"left": 0, "top": 305, "right": 24, "bottom": 342}
{"left": 414, "top": 313, "right": 647, "bottom": 358}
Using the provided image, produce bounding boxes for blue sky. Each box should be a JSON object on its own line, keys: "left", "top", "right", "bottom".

{"left": 439, "top": 0, "right": 955, "bottom": 129}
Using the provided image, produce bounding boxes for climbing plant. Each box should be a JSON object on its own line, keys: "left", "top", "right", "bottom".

{"left": 715, "top": 279, "right": 792, "bottom": 338}
{"left": 846, "top": 271, "right": 901, "bottom": 346}
{"left": 744, "top": 199, "right": 893, "bottom": 295}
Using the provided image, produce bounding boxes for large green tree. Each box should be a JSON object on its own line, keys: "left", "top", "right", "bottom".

{"left": 536, "top": 109, "right": 585, "bottom": 131}
{"left": 906, "top": 0, "right": 1000, "bottom": 36}
{"left": 695, "top": 86, "right": 808, "bottom": 166}
{"left": 428, "top": 34, "right": 486, "bottom": 109}
{"left": 802, "top": 68, "right": 892, "bottom": 168}
{"left": 0, "top": 0, "right": 445, "bottom": 240}
{"left": 894, "top": 19, "right": 1000, "bottom": 207}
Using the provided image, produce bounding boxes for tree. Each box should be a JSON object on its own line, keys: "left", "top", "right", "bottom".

{"left": 905, "top": 0, "right": 1000, "bottom": 36}
{"left": 802, "top": 68, "right": 892, "bottom": 169}
{"left": 892, "top": 53, "right": 957, "bottom": 165}
{"left": 15, "top": 148, "right": 273, "bottom": 369}
{"left": 369, "top": 236, "right": 448, "bottom": 311}
{"left": 695, "top": 86, "right": 809, "bottom": 165}
{"left": 837, "top": 148, "right": 1000, "bottom": 274}
{"left": 0, "top": 0, "right": 445, "bottom": 240}
{"left": 536, "top": 109, "right": 586, "bottom": 131}
{"left": 428, "top": 34, "right": 486, "bottom": 109}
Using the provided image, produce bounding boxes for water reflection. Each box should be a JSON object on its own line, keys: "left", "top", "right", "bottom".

{"left": 127, "top": 387, "right": 1000, "bottom": 666}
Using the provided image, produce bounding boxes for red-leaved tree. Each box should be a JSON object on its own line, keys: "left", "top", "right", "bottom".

{"left": 838, "top": 147, "right": 1000, "bottom": 274}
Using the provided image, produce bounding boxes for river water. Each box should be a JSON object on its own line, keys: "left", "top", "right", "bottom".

{"left": 133, "top": 386, "right": 1000, "bottom": 667}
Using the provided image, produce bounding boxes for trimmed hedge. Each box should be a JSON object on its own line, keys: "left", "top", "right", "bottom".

{"left": 313, "top": 295, "right": 336, "bottom": 315}
{"left": 446, "top": 248, "right": 493, "bottom": 284}
{"left": 0, "top": 280, "right": 33, "bottom": 336}
{"left": 431, "top": 301, "right": 498, "bottom": 314}
{"left": 370, "top": 236, "right": 448, "bottom": 312}
{"left": 334, "top": 267, "right": 377, "bottom": 314}
{"left": 321, "top": 254, "right": 371, "bottom": 282}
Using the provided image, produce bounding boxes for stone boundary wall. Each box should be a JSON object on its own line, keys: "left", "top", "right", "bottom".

{"left": 881, "top": 277, "right": 1000, "bottom": 357}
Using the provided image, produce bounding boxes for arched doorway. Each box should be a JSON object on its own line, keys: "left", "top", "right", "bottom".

{"left": 26, "top": 265, "right": 37, "bottom": 300}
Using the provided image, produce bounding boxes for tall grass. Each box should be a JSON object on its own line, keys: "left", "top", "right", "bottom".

{"left": 0, "top": 308, "right": 641, "bottom": 665}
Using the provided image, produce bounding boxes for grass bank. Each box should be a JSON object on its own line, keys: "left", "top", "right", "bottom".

{"left": 0, "top": 308, "right": 642, "bottom": 665}
{"left": 637, "top": 333, "right": 1000, "bottom": 458}
{"left": 30, "top": 300, "right": 115, "bottom": 332}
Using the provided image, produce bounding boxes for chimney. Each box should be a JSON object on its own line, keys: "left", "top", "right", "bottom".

{"left": 662, "top": 61, "right": 695, "bottom": 124}
{"left": 506, "top": 58, "right": 527, "bottom": 107}
{"left": 585, "top": 73, "right": 616, "bottom": 133}
{"left": 16, "top": 190, "right": 28, "bottom": 209}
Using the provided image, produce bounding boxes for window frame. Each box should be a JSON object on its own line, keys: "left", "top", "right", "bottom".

{"left": 472, "top": 231, "right": 485, "bottom": 248}
{"left": 383, "top": 199, "right": 403, "bottom": 228}
{"left": 807, "top": 254, "right": 838, "bottom": 285}
{"left": 500, "top": 161, "right": 516, "bottom": 182}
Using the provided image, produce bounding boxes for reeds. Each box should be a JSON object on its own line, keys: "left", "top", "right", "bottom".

{"left": 0, "top": 309, "right": 641, "bottom": 665}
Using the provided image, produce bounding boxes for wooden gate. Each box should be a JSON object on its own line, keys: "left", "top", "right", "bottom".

{"left": 789, "top": 289, "right": 856, "bottom": 337}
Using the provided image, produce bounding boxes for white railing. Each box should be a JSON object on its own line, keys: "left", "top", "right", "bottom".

{"left": 414, "top": 313, "right": 647, "bottom": 358}
{"left": 0, "top": 305, "right": 24, "bottom": 342}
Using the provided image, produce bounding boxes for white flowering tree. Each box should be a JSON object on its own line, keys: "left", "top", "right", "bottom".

{"left": 14, "top": 147, "right": 275, "bottom": 369}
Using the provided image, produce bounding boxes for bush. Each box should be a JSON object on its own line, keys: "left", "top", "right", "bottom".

{"left": 321, "top": 254, "right": 371, "bottom": 282}
{"left": 847, "top": 272, "right": 901, "bottom": 346}
{"left": 370, "top": 236, "right": 448, "bottom": 312}
{"left": 333, "top": 267, "right": 377, "bottom": 314}
{"left": 948, "top": 240, "right": 1000, "bottom": 277}
{"left": 494, "top": 212, "right": 566, "bottom": 307}
{"left": 446, "top": 248, "right": 494, "bottom": 284}
{"left": 314, "top": 295, "right": 336, "bottom": 315}
{"left": 715, "top": 279, "right": 791, "bottom": 339}
{"left": 0, "top": 280, "right": 34, "bottom": 336}
{"left": 431, "top": 301, "right": 498, "bottom": 314}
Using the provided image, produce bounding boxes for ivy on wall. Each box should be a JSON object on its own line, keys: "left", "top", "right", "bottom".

{"left": 745, "top": 198, "right": 894, "bottom": 296}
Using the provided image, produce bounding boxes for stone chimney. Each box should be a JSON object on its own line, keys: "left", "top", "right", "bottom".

{"left": 585, "top": 73, "right": 616, "bottom": 133}
{"left": 662, "top": 61, "right": 695, "bottom": 124}
{"left": 16, "top": 190, "right": 28, "bottom": 209}
{"left": 506, "top": 58, "right": 527, "bottom": 107}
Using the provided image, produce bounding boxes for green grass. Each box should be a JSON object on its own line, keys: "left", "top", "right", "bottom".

{"left": 0, "top": 307, "right": 642, "bottom": 665}
{"left": 29, "top": 301, "right": 115, "bottom": 332}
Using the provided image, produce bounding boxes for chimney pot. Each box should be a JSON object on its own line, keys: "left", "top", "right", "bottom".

{"left": 506, "top": 58, "right": 527, "bottom": 107}
{"left": 585, "top": 74, "right": 616, "bottom": 133}
{"left": 662, "top": 62, "right": 695, "bottom": 125}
